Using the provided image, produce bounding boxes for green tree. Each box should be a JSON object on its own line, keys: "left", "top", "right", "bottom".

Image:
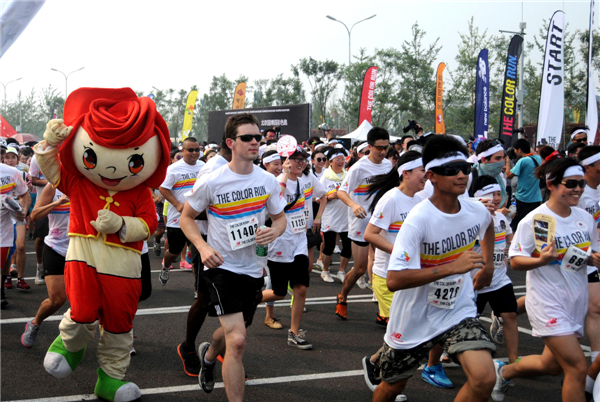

{"left": 297, "top": 57, "right": 342, "bottom": 127}
{"left": 251, "top": 71, "right": 305, "bottom": 107}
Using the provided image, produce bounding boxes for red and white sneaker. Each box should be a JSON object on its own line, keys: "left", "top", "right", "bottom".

{"left": 16, "top": 278, "right": 30, "bottom": 291}
{"left": 180, "top": 261, "right": 192, "bottom": 270}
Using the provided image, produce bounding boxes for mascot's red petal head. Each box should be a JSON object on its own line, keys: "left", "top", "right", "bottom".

{"left": 59, "top": 87, "right": 171, "bottom": 189}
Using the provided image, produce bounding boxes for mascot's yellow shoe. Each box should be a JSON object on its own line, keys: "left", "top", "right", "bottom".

{"left": 95, "top": 368, "right": 141, "bottom": 402}
{"left": 43, "top": 335, "right": 86, "bottom": 378}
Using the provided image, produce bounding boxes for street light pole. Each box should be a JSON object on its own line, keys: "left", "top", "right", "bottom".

{"left": 326, "top": 14, "right": 376, "bottom": 65}
{"left": 50, "top": 67, "right": 85, "bottom": 98}
{"left": 0, "top": 77, "right": 23, "bottom": 112}
{"left": 498, "top": 22, "right": 526, "bottom": 136}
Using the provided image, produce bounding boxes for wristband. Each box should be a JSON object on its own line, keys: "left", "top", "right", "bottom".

{"left": 315, "top": 216, "right": 321, "bottom": 219}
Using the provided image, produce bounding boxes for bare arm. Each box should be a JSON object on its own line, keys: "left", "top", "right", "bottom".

{"left": 313, "top": 197, "right": 327, "bottom": 232}
{"left": 511, "top": 241, "right": 558, "bottom": 271}
{"left": 180, "top": 201, "right": 223, "bottom": 268}
{"left": 472, "top": 221, "right": 496, "bottom": 290}
{"left": 31, "top": 177, "right": 48, "bottom": 187}
{"left": 15, "top": 192, "right": 31, "bottom": 222}
{"left": 338, "top": 190, "right": 366, "bottom": 219}
{"left": 364, "top": 223, "right": 393, "bottom": 254}
{"left": 159, "top": 187, "right": 183, "bottom": 213}
{"left": 31, "top": 184, "right": 64, "bottom": 222}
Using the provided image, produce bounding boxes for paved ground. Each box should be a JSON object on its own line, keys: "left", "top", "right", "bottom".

{"left": 0, "top": 239, "right": 592, "bottom": 401}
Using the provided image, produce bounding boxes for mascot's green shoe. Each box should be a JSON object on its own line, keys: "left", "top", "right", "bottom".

{"left": 95, "top": 368, "right": 141, "bottom": 402}
{"left": 43, "top": 335, "right": 86, "bottom": 378}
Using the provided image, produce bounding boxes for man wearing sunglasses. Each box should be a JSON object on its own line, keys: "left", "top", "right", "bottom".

{"left": 159, "top": 137, "right": 205, "bottom": 285}
{"left": 570, "top": 126, "right": 590, "bottom": 145}
{"left": 336, "top": 127, "right": 392, "bottom": 320}
{"left": 373, "top": 135, "right": 497, "bottom": 402}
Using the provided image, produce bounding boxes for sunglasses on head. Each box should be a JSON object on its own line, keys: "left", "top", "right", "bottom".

{"left": 314, "top": 157, "right": 325, "bottom": 163}
{"left": 184, "top": 148, "right": 201, "bottom": 153}
{"left": 430, "top": 161, "right": 473, "bottom": 176}
{"left": 560, "top": 179, "right": 586, "bottom": 189}
{"left": 235, "top": 134, "right": 263, "bottom": 142}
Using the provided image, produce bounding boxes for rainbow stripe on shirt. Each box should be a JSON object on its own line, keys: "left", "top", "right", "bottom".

{"left": 531, "top": 242, "right": 590, "bottom": 265}
{"left": 285, "top": 198, "right": 305, "bottom": 214}
{"left": 420, "top": 241, "right": 476, "bottom": 269}
{"left": 304, "top": 187, "right": 314, "bottom": 201}
{"left": 593, "top": 209, "right": 600, "bottom": 224}
{"left": 495, "top": 231, "right": 506, "bottom": 246}
{"left": 388, "top": 222, "right": 403, "bottom": 233}
{"left": 172, "top": 178, "right": 196, "bottom": 191}
{"left": 353, "top": 184, "right": 370, "bottom": 197}
{"left": 1, "top": 183, "right": 16, "bottom": 195}
{"left": 50, "top": 203, "right": 70, "bottom": 215}
{"left": 208, "top": 195, "right": 270, "bottom": 220}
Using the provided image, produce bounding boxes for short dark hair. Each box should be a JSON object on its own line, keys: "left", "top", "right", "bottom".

{"left": 367, "top": 127, "right": 390, "bottom": 145}
{"left": 20, "top": 147, "right": 33, "bottom": 157}
{"left": 401, "top": 135, "right": 413, "bottom": 143}
{"left": 222, "top": 113, "right": 260, "bottom": 149}
{"left": 535, "top": 157, "right": 581, "bottom": 186}
{"left": 579, "top": 145, "right": 600, "bottom": 165}
{"left": 182, "top": 137, "right": 198, "bottom": 145}
{"left": 567, "top": 142, "right": 586, "bottom": 155}
{"left": 308, "top": 136, "right": 322, "bottom": 146}
{"left": 475, "top": 139, "right": 501, "bottom": 161}
{"left": 422, "top": 135, "right": 469, "bottom": 168}
{"left": 538, "top": 145, "right": 555, "bottom": 161}
{"left": 512, "top": 138, "right": 531, "bottom": 153}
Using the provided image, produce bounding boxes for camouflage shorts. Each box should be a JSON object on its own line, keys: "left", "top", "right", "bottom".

{"left": 376, "top": 317, "right": 496, "bottom": 384}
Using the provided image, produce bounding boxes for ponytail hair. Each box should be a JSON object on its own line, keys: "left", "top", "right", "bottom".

{"left": 367, "top": 151, "right": 421, "bottom": 214}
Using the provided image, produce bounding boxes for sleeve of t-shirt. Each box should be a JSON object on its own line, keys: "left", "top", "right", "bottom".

{"left": 587, "top": 213, "right": 600, "bottom": 253}
{"left": 369, "top": 195, "right": 393, "bottom": 230}
{"left": 185, "top": 174, "right": 210, "bottom": 214}
{"left": 321, "top": 177, "right": 336, "bottom": 196}
{"left": 478, "top": 206, "right": 493, "bottom": 242}
{"left": 13, "top": 170, "right": 28, "bottom": 197}
{"left": 508, "top": 216, "right": 536, "bottom": 258}
{"left": 266, "top": 175, "right": 285, "bottom": 215}
{"left": 510, "top": 158, "right": 523, "bottom": 177}
{"left": 29, "top": 156, "right": 40, "bottom": 179}
{"left": 312, "top": 174, "right": 327, "bottom": 200}
{"left": 160, "top": 166, "right": 176, "bottom": 190}
{"left": 339, "top": 166, "right": 358, "bottom": 195}
{"left": 388, "top": 222, "right": 422, "bottom": 271}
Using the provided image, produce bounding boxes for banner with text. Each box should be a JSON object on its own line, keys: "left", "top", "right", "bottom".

{"left": 498, "top": 35, "right": 523, "bottom": 149}
{"left": 358, "top": 66, "right": 378, "bottom": 126}
{"left": 586, "top": 0, "right": 598, "bottom": 145}
{"left": 232, "top": 82, "right": 247, "bottom": 110}
{"left": 181, "top": 90, "right": 198, "bottom": 141}
{"left": 537, "top": 11, "right": 565, "bottom": 148}
{"left": 435, "top": 63, "right": 446, "bottom": 134}
{"left": 474, "top": 49, "right": 490, "bottom": 138}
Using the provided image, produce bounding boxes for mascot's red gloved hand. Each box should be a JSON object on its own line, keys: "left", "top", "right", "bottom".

{"left": 44, "top": 119, "right": 73, "bottom": 146}
{"left": 90, "top": 209, "right": 124, "bottom": 234}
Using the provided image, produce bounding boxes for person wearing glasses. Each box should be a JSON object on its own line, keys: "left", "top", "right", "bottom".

{"left": 158, "top": 137, "right": 205, "bottom": 285}
{"left": 372, "top": 135, "right": 497, "bottom": 402}
{"left": 493, "top": 158, "right": 600, "bottom": 402}
{"left": 336, "top": 128, "right": 393, "bottom": 320}
{"left": 311, "top": 150, "right": 326, "bottom": 180}
{"left": 570, "top": 126, "right": 590, "bottom": 145}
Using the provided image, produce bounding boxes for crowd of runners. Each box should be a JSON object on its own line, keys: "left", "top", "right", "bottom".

{"left": 1, "top": 112, "right": 600, "bottom": 402}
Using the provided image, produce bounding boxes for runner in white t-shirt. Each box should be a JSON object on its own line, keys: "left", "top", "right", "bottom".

{"left": 370, "top": 135, "right": 497, "bottom": 402}
{"left": 494, "top": 159, "right": 600, "bottom": 402}
{"left": 179, "top": 114, "right": 286, "bottom": 400}
{"left": 158, "top": 137, "right": 204, "bottom": 285}
{"left": 336, "top": 127, "right": 393, "bottom": 320}
{"left": 29, "top": 154, "right": 49, "bottom": 284}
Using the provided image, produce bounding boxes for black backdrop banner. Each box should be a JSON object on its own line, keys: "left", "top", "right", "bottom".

{"left": 498, "top": 35, "right": 523, "bottom": 149}
{"left": 208, "top": 104, "right": 311, "bottom": 144}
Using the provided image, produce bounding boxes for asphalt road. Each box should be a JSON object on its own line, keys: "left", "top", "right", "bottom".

{"left": 0, "top": 239, "right": 592, "bottom": 402}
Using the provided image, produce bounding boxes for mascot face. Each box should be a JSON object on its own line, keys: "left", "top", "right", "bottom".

{"left": 72, "top": 127, "right": 161, "bottom": 191}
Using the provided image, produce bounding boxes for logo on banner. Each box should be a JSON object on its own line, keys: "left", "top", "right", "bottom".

{"left": 478, "top": 58, "right": 487, "bottom": 83}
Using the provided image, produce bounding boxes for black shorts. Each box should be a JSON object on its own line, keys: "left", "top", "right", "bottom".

{"left": 376, "top": 317, "right": 495, "bottom": 384}
{"left": 34, "top": 216, "right": 49, "bottom": 238}
{"left": 204, "top": 268, "right": 263, "bottom": 325}
{"left": 589, "top": 270, "right": 599, "bottom": 283}
{"left": 139, "top": 252, "right": 152, "bottom": 302}
{"left": 190, "top": 238, "right": 210, "bottom": 295}
{"left": 42, "top": 245, "right": 65, "bottom": 276}
{"left": 267, "top": 255, "right": 310, "bottom": 297}
{"left": 352, "top": 239, "right": 369, "bottom": 247}
{"left": 166, "top": 227, "right": 189, "bottom": 255}
{"left": 476, "top": 283, "right": 518, "bottom": 316}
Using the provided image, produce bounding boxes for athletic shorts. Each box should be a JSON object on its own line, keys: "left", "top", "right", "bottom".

{"left": 34, "top": 216, "right": 49, "bottom": 239}
{"left": 139, "top": 252, "right": 152, "bottom": 302}
{"left": 352, "top": 239, "right": 369, "bottom": 248}
{"left": 190, "top": 238, "right": 209, "bottom": 295}
{"left": 204, "top": 268, "right": 263, "bottom": 325}
{"left": 588, "top": 270, "right": 599, "bottom": 283}
{"left": 156, "top": 203, "right": 165, "bottom": 228}
{"left": 166, "top": 227, "right": 189, "bottom": 255}
{"left": 476, "top": 283, "right": 518, "bottom": 316}
{"left": 267, "top": 255, "right": 310, "bottom": 297}
{"left": 376, "top": 317, "right": 495, "bottom": 384}
{"left": 42, "top": 245, "right": 66, "bottom": 276}
{"left": 373, "top": 273, "right": 393, "bottom": 318}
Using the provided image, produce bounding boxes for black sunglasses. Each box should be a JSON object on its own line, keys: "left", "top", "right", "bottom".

{"left": 574, "top": 137, "right": 588, "bottom": 143}
{"left": 314, "top": 157, "right": 325, "bottom": 163}
{"left": 430, "top": 161, "right": 473, "bottom": 176}
{"left": 184, "top": 148, "right": 201, "bottom": 153}
{"left": 360, "top": 150, "right": 370, "bottom": 155}
{"left": 235, "top": 134, "right": 263, "bottom": 142}
{"left": 371, "top": 144, "right": 390, "bottom": 152}
{"left": 560, "top": 179, "right": 586, "bottom": 189}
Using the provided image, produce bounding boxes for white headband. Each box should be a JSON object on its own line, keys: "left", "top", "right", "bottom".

{"left": 357, "top": 142, "right": 369, "bottom": 153}
{"left": 334, "top": 143, "right": 345, "bottom": 149}
{"left": 328, "top": 152, "right": 345, "bottom": 161}
{"left": 474, "top": 184, "right": 501, "bottom": 197}
{"left": 477, "top": 144, "right": 504, "bottom": 160}
{"left": 563, "top": 165, "right": 585, "bottom": 178}
{"left": 424, "top": 153, "right": 468, "bottom": 171}
{"left": 263, "top": 153, "right": 281, "bottom": 164}
{"left": 397, "top": 159, "right": 423, "bottom": 177}
{"left": 314, "top": 143, "right": 325, "bottom": 150}
{"left": 571, "top": 129, "right": 587, "bottom": 139}
{"left": 581, "top": 152, "right": 600, "bottom": 166}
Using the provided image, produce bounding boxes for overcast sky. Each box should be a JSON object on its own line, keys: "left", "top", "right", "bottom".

{"left": 0, "top": 0, "right": 596, "bottom": 103}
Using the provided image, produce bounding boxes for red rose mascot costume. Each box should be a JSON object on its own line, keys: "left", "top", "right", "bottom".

{"left": 33, "top": 88, "right": 170, "bottom": 402}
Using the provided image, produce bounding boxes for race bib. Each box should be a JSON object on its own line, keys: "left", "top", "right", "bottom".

{"left": 289, "top": 211, "right": 306, "bottom": 233}
{"left": 493, "top": 250, "right": 505, "bottom": 269}
{"left": 560, "top": 245, "right": 588, "bottom": 273}
{"left": 428, "top": 277, "right": 463, "bottom": 309}
{"left": 227, "top": 216, "right": 259, "bottom": 250}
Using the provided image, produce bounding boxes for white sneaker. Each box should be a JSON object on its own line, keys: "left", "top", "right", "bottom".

{"left": 490, "top": 311, "right": 504, "bottom": 344}
{"left": 35, "top": 264, "right": 45, "bottom": 285}
{"left": 159, "top": 265, "right": 170, "bottom": 286}
{"left": 320, "top": 270, "right": 334, "bottom": 283}
{"left": 357, "top": 275, "right": 368, "bottom": 289}
{"left": 372, "top": 293, "right": 378, "bottom": 302}
{"left": 314, "top": 260, "right": 324, "bottom": 270}
{"left": 336, "top": 271, "right": 346, "bottom": 282}
{"left": 333, "top": 245, "right": 341, "bottom": 254}
{"left": 492, "top": 360, "right": 509, "bottom": 401}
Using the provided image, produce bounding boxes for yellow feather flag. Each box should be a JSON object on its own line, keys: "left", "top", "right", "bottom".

{"left": 232, "top": 82, "right": 247, "bottom": 110}
{"left": 181, "top": 90, "right": 199, "bottom": 141}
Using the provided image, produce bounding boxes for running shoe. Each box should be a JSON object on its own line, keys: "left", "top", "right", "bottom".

{"left": 320, "top": 270, "right": 334, "bottom": 283}
{"left": 422, "top": 363, "right": 454, "bottom": 389}
{"left": 10, "top": 264, "right": 17, "bottom": 278}
{"left": 159, "top": 265, "right": 170, "bottom": 286}
{"left": 357, "top": 274, "right": 368, "bottom": 289}
{"left": 376, "top": 313, "right": 388, "bottom": 327}
{"left": 372, "top": 293, "right": 378, "bottom": 302}
{"left": 336, "top": 271, "right": 346, "bottom": 282}
{"left": 335, "top": 293, "right": 347, "bottom": 320}
{"left": 180, "top": 261, "right": 192, "bottom": 270}
{"left": 287, "top": 329, "right": 312, "bottom": 350}
{"left": 490, "top": 311, "right": 505, "bottom": 345}
{"left": 492, "top": 360, "right": 510, "bottom": 401}
{"left": 35, "top": 264, "right": 45, "bottom": 285}
{"left": 16, "top": 278, "right": 30, "bottom": 291}
{"left": 334, "top": 245, "right": 341, "bottom": 254}
{"left": 153, "top": 242, "right": 161, "bottom": 257}
{"left": 129, "top": 346, "right": 136, "bottom": 356}
{"left": 264, "top": 317, "right": 283, "bottom": 330}
{"left": 177, "top": 342, "right": 200, "bottom": 377}
{"left": 198, "top": 342, "right": 215, "bottom": 393}
{"left": 314, "top": 260, "right": 324, "bottom": 270}
{"left": 361, "top": 356, "right": 381, "bottom": 391}
{"left": 4, "top": 277, "right": 13, "bottom": 290}
{"left": 21, "top": 319, "right": 39, "bottom": 348}
{"left": 186, "top": 249, "right": 193, "bottom": 264}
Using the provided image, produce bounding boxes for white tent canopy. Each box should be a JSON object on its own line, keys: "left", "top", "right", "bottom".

{"left": 339, "top": 120, "right": 401, "bottom": 143}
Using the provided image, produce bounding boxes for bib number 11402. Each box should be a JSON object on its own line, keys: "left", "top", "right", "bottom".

{"left": 227, "top": 216, "right": 259, "bottom": 250}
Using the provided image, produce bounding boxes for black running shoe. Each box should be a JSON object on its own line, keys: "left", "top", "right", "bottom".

{"left": 362, "top": 356, "right": 381, "bottom": 392}
{"left": 178, "top": 343, "right": 200, "bottom": 377}
{"left": 198, "top": 342, "right": 215, "bottom": 393}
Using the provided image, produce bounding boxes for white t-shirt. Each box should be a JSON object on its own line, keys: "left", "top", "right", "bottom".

{"left": 186, "top": 164, "right": 285, "bottom": 278}
{"left": 578, "top": 184, "right": 600, "bottom": 275}
{"left": 160, "top": 159, "right": 204, "bottom": 228}
{"left": 320, "top": 171, "right": 349, "bottom": 233}
{"left": 29, "top": 154, "right": 46, "bottom": 195}
{"left": 509, "top": 204, "right": 599, "bottom": 337}
{"left": 369, "top": 188, "right": 424, "bottom": 279}
{"left": 339, "top": 157, "right": 392, "bottom": 242}
{"left": 188, "top": 155, "right": 229, "bottom": 235}
{"left": 0, "top": 164, "right": 28, "bottom": 247}
{"left": 385, "top": 198, "right": 492, "bottom": 349}
{"left": 313, "top": 170, "right": 324, "bottom": 181}
{"left": 302, "top": 173, "right": 327, "bottom": 230}
{"left": 45, "top": 189, "right": 70, "bottom": 257}
{"left": 416, "top": 178, "right": 472, "bottom": 200}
